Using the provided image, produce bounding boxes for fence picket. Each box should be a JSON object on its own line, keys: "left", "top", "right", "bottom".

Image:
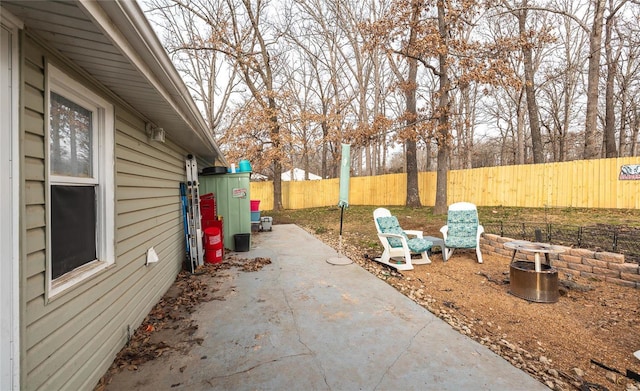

{"left": 250, "top": 157, "right": 640, "bottom": 211}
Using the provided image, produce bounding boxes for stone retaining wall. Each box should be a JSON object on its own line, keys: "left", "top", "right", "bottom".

{"left": 481, "top": 233, "right": 640, "bottom": 289}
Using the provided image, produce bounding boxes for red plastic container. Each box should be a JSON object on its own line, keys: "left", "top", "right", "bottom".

{"left": 250, "top": 199, "right": 260, "bottom": 212}
{"left": 201, "top": 219, "right": 215, "bottom": 229}
{"left": 203, "top": 218, "right": 224, "bottom": 253}
{"left": 210, "top": 219, "right": 223, "bottom": 244}
{"left": 201, "top": 193, "right": 216, "bottom": 220}
{"left": 204, "top": 227, "right": 223, "bottom": 264}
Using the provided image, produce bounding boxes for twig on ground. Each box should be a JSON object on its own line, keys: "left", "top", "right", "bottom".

{"left": 477, "top": 271, "right": 509, "bottom": 285}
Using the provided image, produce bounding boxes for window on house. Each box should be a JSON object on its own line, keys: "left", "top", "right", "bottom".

{"left": 48, "top": 65, "right": 114, "bottom": 295}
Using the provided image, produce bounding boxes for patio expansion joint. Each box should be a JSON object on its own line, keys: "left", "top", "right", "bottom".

{"left": 372, "top": 321, "right": 432, "bottom": 390}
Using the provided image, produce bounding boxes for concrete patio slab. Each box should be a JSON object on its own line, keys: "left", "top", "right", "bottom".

{"left": 105, "top": 224, "right": 547, "bottom": 390}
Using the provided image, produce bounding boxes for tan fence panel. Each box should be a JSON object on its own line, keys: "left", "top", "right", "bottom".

{"left": 612, "top": 157, "right": 640, "bottom": 209}
{"left": 418, "top": 171, "right": 438, "bottom": 205}
{"left": 250, "top": 157, "right": 640, "bottom": 210}
{"left": 250, "top": 181, "right": 273, "bottom": 211}
{"left": 285, "top": 179, "right": 338, "bottom": 209}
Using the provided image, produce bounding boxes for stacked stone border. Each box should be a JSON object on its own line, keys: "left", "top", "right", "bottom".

{"left": 481, "top": 233, "right": 640, "bottom": 289}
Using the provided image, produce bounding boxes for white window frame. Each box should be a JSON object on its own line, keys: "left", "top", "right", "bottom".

{"left": 46, "top": 64, "right": 115, "bottom": 298}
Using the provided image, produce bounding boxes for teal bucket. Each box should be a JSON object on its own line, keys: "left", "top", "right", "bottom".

{"left": 238, "top": 159, "right": 252, "bottom": 172}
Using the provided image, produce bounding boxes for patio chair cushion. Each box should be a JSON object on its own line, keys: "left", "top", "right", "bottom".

{"left": 445, "top": 209, "right": 478, "bottom": 248}
{"left": 377, "top": 216, "right": 406, "bottom": 247}
{"left": 377, "top": 216, "right": 432, "bottom": 252}
{"left": 406, "top": 237, "right": 433, "bottom": 253}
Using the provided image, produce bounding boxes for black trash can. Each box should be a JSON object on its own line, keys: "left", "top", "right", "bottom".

{"left": 234, "top": 233, "right": 251, "bottom": 252}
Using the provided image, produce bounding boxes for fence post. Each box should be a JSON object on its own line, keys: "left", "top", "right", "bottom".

{"left": 578, "top": 227, "right": 583, "bottom": 247}
{"left": 546, "top": 223, "right": 551, "bottom": 242}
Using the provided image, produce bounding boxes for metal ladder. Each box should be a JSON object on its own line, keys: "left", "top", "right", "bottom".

{"left": 185, "top": 154, "right": 204, "bottom": 271}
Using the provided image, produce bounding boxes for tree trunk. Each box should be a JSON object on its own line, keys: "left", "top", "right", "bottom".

{"left": 603, "top": 5, "right": 618, "bottom": 158}
{"left": 433, "top": 0, "right": 450, "bottom": 215}
{"left": 303, "top": 136, "right": 310, "bottom": 180}
{"left": 405, "top": 0, "right": 421, "bottom": 208}
{"left": 516, "top": 90, "right": 526, "bottom": 164}
{"left": 460, "top": 83, "right": 474, "bottom": 169}
{"left": 268, "top": 97, "right": 283, "bottom": 210}
{"left": 425, "top": 139, "right": 432, "bottom": 171}
{"left": 321, "top": 118, "right": 328, "bottom": 179}
{"left": 365, "top": 145, "right": 372, "bottom": 176}
{"left": 519, "top": 2, "right": 544, "bottom": 164}
{"left": 584, "top": 0, "right": 606, "bottom": 159}
{"left": 561, "top": 75, "right": 571, "bottom": 162}
{"left": 618, "top": 88, "right": 628, "bottom": 156}
{"left": 631, "top": 105, "right": 639, "bottom": 156}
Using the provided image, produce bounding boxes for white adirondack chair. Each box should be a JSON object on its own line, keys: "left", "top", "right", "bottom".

{"left": 440, "top": 202, "right": 484, "bottom": 263}
{"left": 373, "top": 208, "right": 433, "bottom": 271}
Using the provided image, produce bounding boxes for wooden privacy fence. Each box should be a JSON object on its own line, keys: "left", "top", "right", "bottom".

{"left": 250, "top": 157, "right": 640, "bottom": 211}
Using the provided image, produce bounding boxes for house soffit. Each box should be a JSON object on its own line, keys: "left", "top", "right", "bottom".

{"left": 1, "top": 0, "right": 224, "bottom": 164}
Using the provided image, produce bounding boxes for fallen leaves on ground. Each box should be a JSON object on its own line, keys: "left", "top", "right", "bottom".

{"left": 94, "top": 221, "right": 640, "bottom": 391}
{"left": 94, "top": 255, "right": 271, "bottom": 391}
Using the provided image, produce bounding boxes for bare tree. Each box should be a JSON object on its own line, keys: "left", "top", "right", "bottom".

{"left": 155, "top": 0, "right": 287, "bottom": 209}
{"left": 551, "top": 0, "right": 587, "bottom": 161}
{"left": 497, "top": 0, "right": 560, "bottom": 164}
{"left": 518, "top": 0, "right": 544, "bottom": 163}
{"left": 520, "top": 0, "right": 632, "bottom": 159}
{"left": 404, "top": 1, "right": 421, "bottom": 207}
{"left": 603, "top": 0, "right": 619, "bottom": 157}
{"left": 380, "top": 0, "right": 422, "bottom": 207}
{"left": 602, "top": 0, "right": 634, "bottom": 157}
{"left": 145, "top": 0, "right": 240, "bottom": 133}
{"left": 479, "top": 13, "right": 528, "bottom": 164}
{"left": 614, "top": 12, "right": 640, "bottom": 156}
{"left": 287, "top": 0, "right": 346, "bottom": 178}
{"left": 583, "top": 0, "right": 607, "bottom": 158}
{"left": 279, "top": 52, "right": 325, "bottom": 179}
{"left": 287, "top": 0, "right": 392, "bottom": 179}
{"left": 146, "top": 0, "right": 640, "bottom": 193}
{"left": 432, "top": 0, "right": 451, "bottom": 214}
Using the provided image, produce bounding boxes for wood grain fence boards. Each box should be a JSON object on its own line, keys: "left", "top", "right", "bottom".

{"left": 250, "top": 157, "right": 640, "bottom": 210}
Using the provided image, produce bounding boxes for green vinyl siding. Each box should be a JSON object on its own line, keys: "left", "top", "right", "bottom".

{"left": 21, "top": 34, "right": 188, "bottom": 391}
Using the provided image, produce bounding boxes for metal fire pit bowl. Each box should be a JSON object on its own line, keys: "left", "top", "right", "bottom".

{"left": 509, "top": 261, "right": 559, "bottom": 303}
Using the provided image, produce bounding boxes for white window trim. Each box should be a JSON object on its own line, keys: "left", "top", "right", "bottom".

{"left": 46, "top": 64, "right": 115, "bottom": 298}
